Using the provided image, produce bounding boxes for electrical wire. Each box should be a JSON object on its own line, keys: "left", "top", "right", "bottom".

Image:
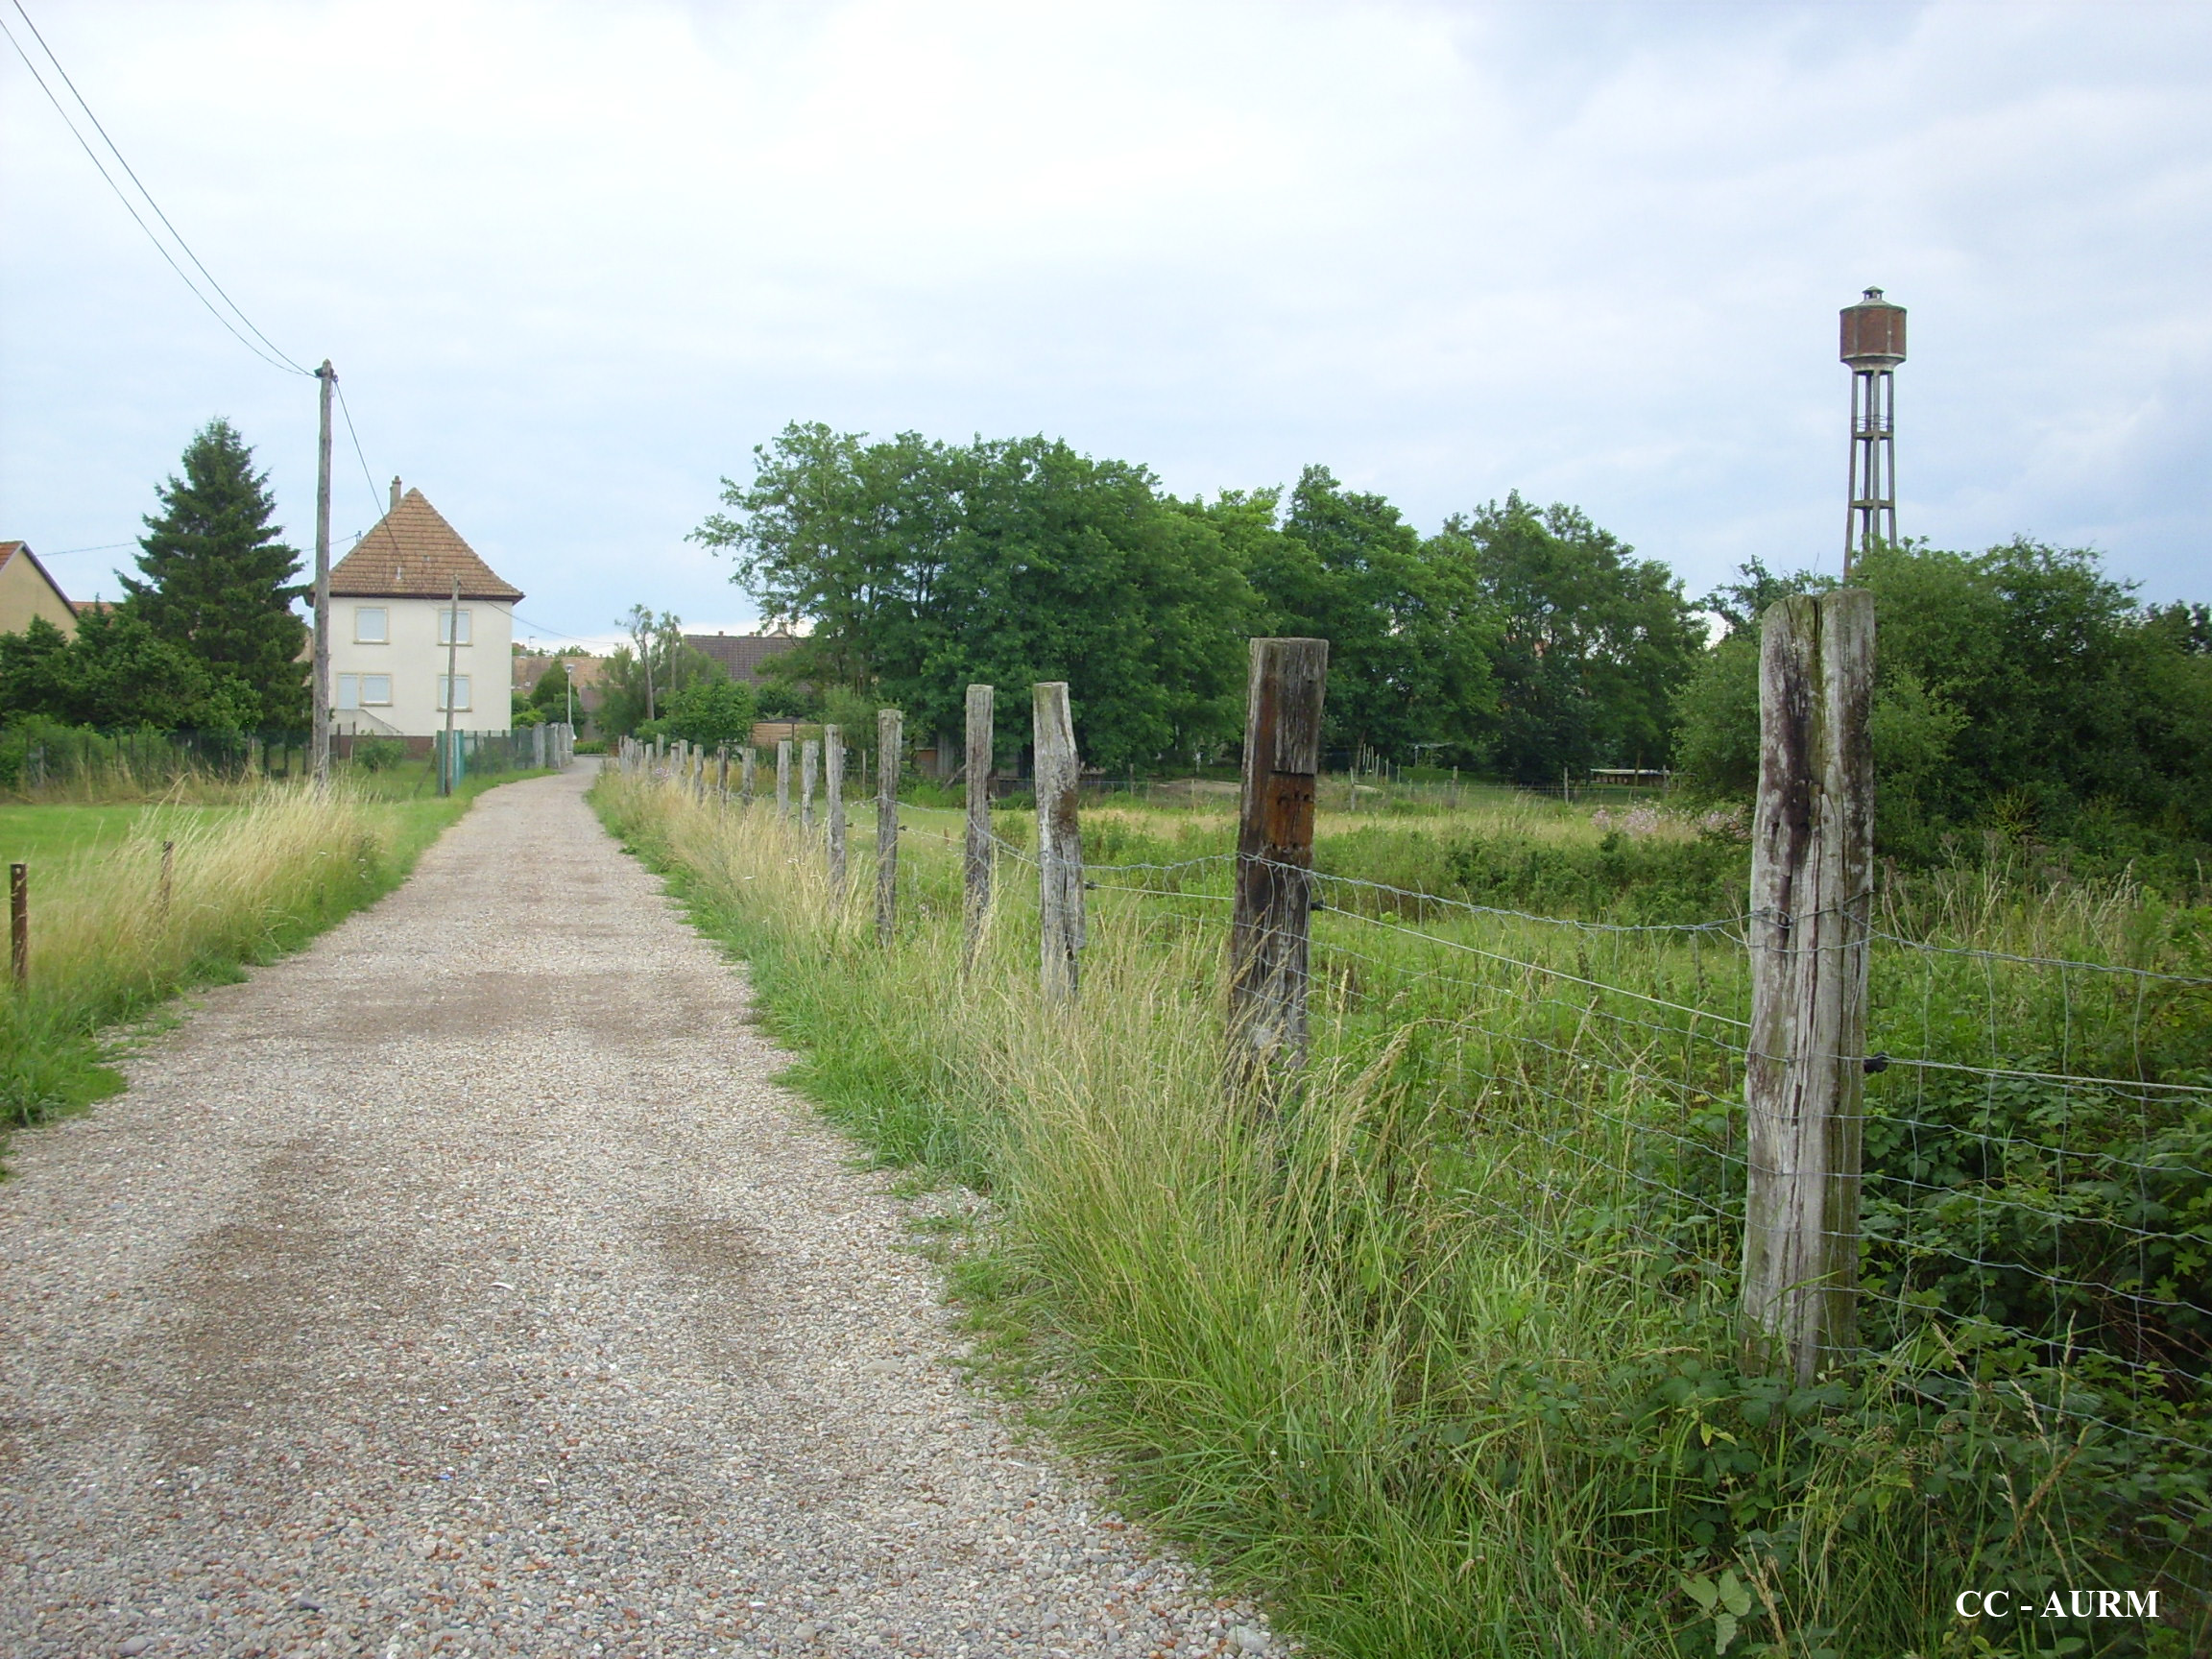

{"left": 9, "top": 0, "right": 310, "bottom": 373}
{"left": 1, "top": 3, "right": 308, "bottom": 376}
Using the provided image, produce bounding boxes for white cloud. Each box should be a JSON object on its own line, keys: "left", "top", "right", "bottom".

{"left": 1, "top": 0, "right": 2205, "bottom": 638}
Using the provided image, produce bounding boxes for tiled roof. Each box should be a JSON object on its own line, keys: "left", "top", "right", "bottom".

{"left": 685, "top": 631, "right": 800, "bottom": 685}
{"left": 329, "top": 489, "right": 522, "bottom": 601}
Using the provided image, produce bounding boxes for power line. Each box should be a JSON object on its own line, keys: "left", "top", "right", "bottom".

{"left": 0, "top": 1, "right": 308, "bottom": 377}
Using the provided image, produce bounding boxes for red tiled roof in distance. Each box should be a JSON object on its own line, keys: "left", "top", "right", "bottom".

{"left": 685, "top": 630, "right": 799, "bottom": 685}
{"left": 329, "top": 488, "right": 522, "bottom": 601}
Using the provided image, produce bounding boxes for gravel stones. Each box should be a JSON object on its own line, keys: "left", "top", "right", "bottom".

{"left": 0, "top": 770, "right": 1284, "bottom": 1657}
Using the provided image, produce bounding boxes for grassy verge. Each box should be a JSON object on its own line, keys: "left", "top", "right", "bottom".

{"left": 599, "top": 771, "right": 2207, "bottom": 1659}
{"left": 0, "top": 769, "right": 550, "bottom": 1145}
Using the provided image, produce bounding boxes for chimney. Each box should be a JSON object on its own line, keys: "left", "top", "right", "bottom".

{"left": 390, "top": 477, "right": 402, "bottom": 513}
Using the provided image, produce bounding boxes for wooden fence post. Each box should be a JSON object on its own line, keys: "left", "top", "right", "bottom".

{"left": 802, "top": 738, "right": 819, "bottom": 830}
{"left": 1742, "top": 589, "right": 1875, "bottom": 1385}
{"left": 158, "top": 839, "right": 174, "bottom": 925}
{"left": 1033, "top": 683, "right": 1083, "bottom": 1002}
{"left": 825, "top": 724, "right": 846, "bottom": 889}
{"left": 740, "top": 744, "right": 757, "bottom": 805}
{"left": 876, "top": 709, "right": 902, "bottom": 945}
{"left": 964, "top": 684, "right": 995, "bottom": 959}
{"left": 717, "top": 744, "right": 729, "bottom": 805}
{"left": 777, "top": 739, "right": 793, "bottom": 820}
{"left": 1228, "top": 637, "right": 1328, "bottom": 1102}
{"left": 10, "top": 862, "right": 26, "bottom": 992}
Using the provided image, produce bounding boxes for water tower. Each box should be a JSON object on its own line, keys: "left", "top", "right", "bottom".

{"left": 1840, "top": 286, "right": 1906, "bottom": 576}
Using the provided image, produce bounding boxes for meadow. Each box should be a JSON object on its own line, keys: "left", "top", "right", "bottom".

{"left": 601, "top": 767, "right": 2210, "bottom": 1659}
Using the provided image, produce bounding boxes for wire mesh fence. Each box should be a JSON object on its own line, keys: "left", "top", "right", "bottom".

{"left": 632, "top": 746, "right": 2211, "bottom": 1596}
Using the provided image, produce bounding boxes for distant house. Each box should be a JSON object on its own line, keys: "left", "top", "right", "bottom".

{"left": 512, "top": 652, "right": 606, "bottom": 726}
{"left": 0, "top": 541, "right": 81, "bottom": 637}
{"left": 685, "top": 628, "right": 800, "bottom": 686}
{"left": 326, "top": 482, "right": 522, "bottom": 738}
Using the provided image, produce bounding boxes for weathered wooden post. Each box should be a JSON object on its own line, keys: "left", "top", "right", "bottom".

{"left": 802, "top": 738, "right": 819, "bottom": 830}
{"left": 825, "top": 725, "right": 847, "bottom": 889}
{"left": 158, "top": 839, "right": 174, "bottom": 925}
{"left": 1033, "top": 683, "right": 1084, "bottom": 1002}
{"left": 10, "top": 862, "right": 26, "bottom": 992}
{"left": 964, "top": 685, "right": 995, "bottom": 960}
{"left": 1742, "top": 589, "right": 1875, "bottom": 1385}
{"left": 876, "top": 709, "right": 902, "bottom": 945}
{"left": 717, "top": 744, "right": 730, "bottom": 805}
{"left": 1228, "top": 638, "right": 1328, "bottom": 1102}
{"left": 740, "top": 744, "right": 757, "bottom": 805}
{"left": 776, "top": 738, "right": 793, "bottom": 820}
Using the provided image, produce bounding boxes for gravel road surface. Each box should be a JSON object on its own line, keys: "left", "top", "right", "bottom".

{"left": 0, "top": 768, "right": 1278, "bottom": 1659}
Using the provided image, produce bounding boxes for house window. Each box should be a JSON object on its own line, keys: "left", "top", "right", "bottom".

{"left": 436, "top": 674, "right": 471, "bottom": 712}
{"left": 360, "top": 674, "right": 392, "bottom": 706}
{"left": 337, "top": 673, "right": 359, "bottom": 709}
{"left": 354, "top": 606, "right": 388, "bottom": 643}
{"left": 438, "top": 607, "right": 472, "bottom": 646}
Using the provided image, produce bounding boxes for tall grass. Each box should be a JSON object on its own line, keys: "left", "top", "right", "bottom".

{"left": 0, "top": 781, "right": 481, "bottom": 1135}
{"left": 601, "top": 771, "right": 2207, "bottom": 1658}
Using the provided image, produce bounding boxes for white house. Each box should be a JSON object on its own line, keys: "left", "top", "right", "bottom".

{"left": 327, "top": 481, "right": 521, "bottom": 739}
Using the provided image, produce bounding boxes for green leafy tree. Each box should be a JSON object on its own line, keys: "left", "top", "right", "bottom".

{"left": 1239, "top": 468, "right": 1497, "bottom": 763}
{"left": 1674, "top": 543, "right": 2212, "bottom": 858}
{"left": 695, "top": 424, "right": 1260, "bottom": 769}
{"left": 0, "top": 612, "right": 254, "bottom": 730}
{"left": 661, "top": 679, "right": 757, "bottom": 749}
{"left": 119, "top": 419, "right": 307, "bottom": 729}
{"left": 1438, "top": 493, "right": 1702, "bottom": 783}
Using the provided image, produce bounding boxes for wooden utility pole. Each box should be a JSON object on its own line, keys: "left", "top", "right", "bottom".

{"left": 440, "top": 576, "right": 461, "bottom": 795}
{"left": 825, "top": 724, "right": 847, "bottom": 889}
{"left": 964, "top": 685, "right": 994, "bottom": 958}
{"left": 1033, "top": 683, "right": 1083, "bottom": 1001}
{"left": 311, "top": 362, "right": 334, "bottom": 790}
{"left": 801, "top": 738, "right": 819, "bottom": 830}
{"left": 876, "top": 708, "right": 902, "bottom": 945}
{"left": 10, "top": 862, "right": 26, "bottom": 992}
{"left": 776, "top": 739, "right": 792, "bottom": 819}
{"left": 1742, "top": 589, "right": 1875, "bottom": 1385}
{"left": 1227, "top": 637, "right": 1328, "bottom": 1102}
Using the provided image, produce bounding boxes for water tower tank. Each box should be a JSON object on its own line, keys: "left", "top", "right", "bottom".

{"left": 1840, "top": 287, "right": 1907, "bottom": 369}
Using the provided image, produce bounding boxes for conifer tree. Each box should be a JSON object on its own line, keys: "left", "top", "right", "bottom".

{"left": 121, "top": 418, "right": 307, "bottom": 729}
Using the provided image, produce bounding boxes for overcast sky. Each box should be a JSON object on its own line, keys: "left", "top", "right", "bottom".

{"left": 3, "top": 0, "right": 2205, "bottom": 649}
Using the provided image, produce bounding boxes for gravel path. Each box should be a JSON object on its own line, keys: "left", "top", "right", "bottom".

{"left": 0, "top": 769, "right": 1279, "bottom": 1659}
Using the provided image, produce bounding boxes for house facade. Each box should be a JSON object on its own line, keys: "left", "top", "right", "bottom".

{"left": 0, "top": 541, "right": 81, "bottom": 637}
{"left": 326, "top": 483, "right": 521, "bottom": 738}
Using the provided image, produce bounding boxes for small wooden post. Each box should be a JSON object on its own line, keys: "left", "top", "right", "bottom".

{"left": 801, "top": 738, "right": 819, "bottom": 830}
{"left": 10, "top": 862, "right": 26, "bottom": 992}
{"left": 1742, "top": 589, "right": 1875, "bottom": 1385}
{"left": 876, "top": 709, "right": 902, "bottom": 945}
{"left": 1228, "top": 638, "right": 1328, "bottom": 1101}
{"left": 158, "top": 839, "right": 174, "bottom": 925}
{"left": 717, "top": 744, "right": 730, "bottom": 805}
{"left": 776, "top": 739, "right": 793, "bottom": 820}
{"left": 825, "top": 724, "right": 847, "bottom": 889}
{"left": 1033, "top": 683, "right": 1083, "bottom": 1001}
{"left": 740, "top": 744, "right": 757, "bottom": 805}
{"left": 964, "top": 684, "right": 995, "bottom": 959}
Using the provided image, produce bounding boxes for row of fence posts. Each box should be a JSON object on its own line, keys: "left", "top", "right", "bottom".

{"left": 613, "top": 600, "right": 1869, "bottom": 1383}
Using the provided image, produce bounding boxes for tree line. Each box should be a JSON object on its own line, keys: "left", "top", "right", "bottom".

{"left": 0, "top": 420, "right": 308, "bottom": 733}
{"left": 692, "top": 421, "right": 1703, "bottom": 781}
{"left": 693, "top": 421, "right": 2211, "bottom": 864}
